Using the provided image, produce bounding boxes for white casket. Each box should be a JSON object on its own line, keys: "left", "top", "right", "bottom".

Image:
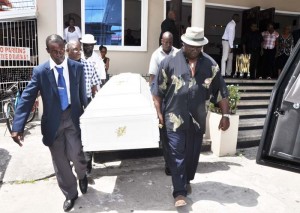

{"left": 80, "top": 73, "right": 160, "bottom": 151}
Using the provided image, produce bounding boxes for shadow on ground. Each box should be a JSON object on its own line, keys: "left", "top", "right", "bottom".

{"left": 0, "top": 148, "right": 11, "bottom": 188}
{"left": 71, "top": 157, "right": 258, "bottom": 212}
{"left": 198, "top": 161, "right": 241, "bottom": 173}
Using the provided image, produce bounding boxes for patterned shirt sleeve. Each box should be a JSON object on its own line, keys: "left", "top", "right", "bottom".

{"left": 91, "top": 65, "right": 101, "bottom": 86}
{"left": 210, "top": 67, "right": 228, "bottom": 104}
{"left": 151, "top": 58, "right": 169, "bottom": 98}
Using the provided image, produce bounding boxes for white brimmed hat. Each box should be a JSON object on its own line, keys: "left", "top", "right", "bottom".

{"left": 80, "top": 34, "right": 97, "bottom": 44}
{"left": 181, "top": 27, "right": 208, "bottom": 46}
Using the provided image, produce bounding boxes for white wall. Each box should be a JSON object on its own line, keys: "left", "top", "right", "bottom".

{"left": 37, "top": 0, "right": 58, "bottom": 63}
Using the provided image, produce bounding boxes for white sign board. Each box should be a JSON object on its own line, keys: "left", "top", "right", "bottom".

{"left": 0, "top": 46, "right": 30, "bottom": 61}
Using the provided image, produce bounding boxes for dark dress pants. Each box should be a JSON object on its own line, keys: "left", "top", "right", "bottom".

{"left": 84, "top": 97, "right": 93, "bottom": 173}
{"left": 185, "top": 124, "right": 204, "bottom": 183}
{"left": 249, "top": 49, "right": 260, "bottom": 79}
{"left": 166, "top": 130, "right": 187, "bottom": 198}
{"left": 49, "top": 108, "right": 87, "bottom": 200}
{"left": 160, "top": 127, "right": 169, "bottom": 169}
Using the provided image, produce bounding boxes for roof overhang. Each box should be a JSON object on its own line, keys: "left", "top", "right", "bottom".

{"left": 0, "top": 9, "right": 37, "bottom": 21}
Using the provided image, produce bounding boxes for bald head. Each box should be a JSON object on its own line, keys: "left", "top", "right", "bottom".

{"left": 161, "top": 31, "right": 173, "bottom": 53}
{"left": 162, "top": 31, "right": 173, "bottom": 40}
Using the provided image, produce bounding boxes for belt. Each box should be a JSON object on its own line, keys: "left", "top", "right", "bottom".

{"left": 222, "top": 39, "right": 228, "bottom": 41}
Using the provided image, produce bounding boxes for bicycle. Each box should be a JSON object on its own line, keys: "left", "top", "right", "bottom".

{"left": 3, "top": 82, "right": 38, "bottom": 133}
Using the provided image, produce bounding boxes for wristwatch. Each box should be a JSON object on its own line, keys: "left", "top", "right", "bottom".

{"left": 222, "top": 114, "right": 230, "bottom": 118}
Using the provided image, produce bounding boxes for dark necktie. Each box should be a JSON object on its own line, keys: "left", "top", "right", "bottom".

{"left": 56, "top": 66, "right": 69, "bottom": 110}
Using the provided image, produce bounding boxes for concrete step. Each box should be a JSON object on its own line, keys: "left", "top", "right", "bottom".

{"left": 237, "top": 108, "right": 268, "bottom": 116}
{"left": 239, "top": 118, "right": 265, "bottom": 128}
{"left": 238, "top": 99, "right": 270, "bottom": 106}
{"left": 240, "top": 92, "right": 271, "bottom": 98}
{"left": 239, "top": 85, "right": 274, "bottom": 91}
{"left": 238, "top": 129, "right": 263, "bottom": 142}
{"left": 225, "top": 79, "right": 277, "bottom": 84}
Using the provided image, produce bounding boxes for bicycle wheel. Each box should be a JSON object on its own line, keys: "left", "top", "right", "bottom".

{"left": 4, "top": 102, "right": 15, "bottom": 133}
{"left": 26, "top": 103, "right": 37, "bottom": 123}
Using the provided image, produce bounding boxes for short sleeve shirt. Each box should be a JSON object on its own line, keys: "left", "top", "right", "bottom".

{"left": 148, "top": 46, "right": 179, "bottom": 76}
{"left": 151, "top": 50, "right": 228, "bottom": 133}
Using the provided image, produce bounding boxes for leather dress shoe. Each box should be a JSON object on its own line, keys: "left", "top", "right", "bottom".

{"left": 63, "top": 195, "right": 78, "bottom": 212}
{"left": 79, "top": 175, "right": 88, "bottom": 194}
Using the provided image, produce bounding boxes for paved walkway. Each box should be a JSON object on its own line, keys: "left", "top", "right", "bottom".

{"left": 0, "top": 121, "right": 300, "bottom": 213}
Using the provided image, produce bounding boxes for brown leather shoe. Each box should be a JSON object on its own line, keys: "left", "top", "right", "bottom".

{"left": 174, "top": 195, "right": 187, "bottom": 207}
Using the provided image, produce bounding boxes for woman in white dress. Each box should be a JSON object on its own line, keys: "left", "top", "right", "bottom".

{"left": 64, "top": 18, "right": 82, "bottom": 42}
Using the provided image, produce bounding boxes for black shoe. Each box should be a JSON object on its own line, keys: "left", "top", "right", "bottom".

{"left": 63, "top": 195, "right": 78, "bottom": 212}
{"left": 165, "top": 167, "right": 171, "bottom": 176}
{"left": 79, "top": 175, "right": 88, "bottom": 194}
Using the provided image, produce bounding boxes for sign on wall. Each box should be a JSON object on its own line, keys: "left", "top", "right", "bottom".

{"left": 0, "top": 46, "right": 30, "bottom": 61}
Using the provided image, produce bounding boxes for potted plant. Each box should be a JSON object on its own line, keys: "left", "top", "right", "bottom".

{"left": 207, "top": 85, "right": 241, "bottom": 156}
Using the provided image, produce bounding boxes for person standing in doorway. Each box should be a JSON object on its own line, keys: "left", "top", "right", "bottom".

{"left": 276, "top": 25, "right": 294, "bottom": 76}
{"left": 242, "top": 23, "right": 263, "bottom": 79}
{"left": 11, "top": 34, "right": 88, "bottom": 212}
{"left": 159, "top": 10, "right": 180, "bottom": 48}
{"left": 260, "top": 23, "right": 279, "bottom": 79}
{"left": 148, "top": 31, "right": 179, "bottom": 176}
{"left": 221, "top": 14, "right": 240, "bottom": 77}
{"left": 64, "top": 18, "right": 82, "bottom": 43}
{"left": 152, "top": 27, "right": 230, "bottom": 207}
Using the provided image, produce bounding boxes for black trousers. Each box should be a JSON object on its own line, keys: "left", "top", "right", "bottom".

{"left": 248, "top": 49, "right": 261, "bottom": 79}
{"left": 260, "top": 48, "right": 276, "bottom": 78}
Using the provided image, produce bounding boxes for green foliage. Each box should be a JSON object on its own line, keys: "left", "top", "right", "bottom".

{"left": 209, "top": 85, "right": 241, "bottom": 114}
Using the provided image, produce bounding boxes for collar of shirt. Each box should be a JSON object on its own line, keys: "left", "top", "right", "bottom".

{"left": 49, "top": 57, "right": 68, "bottom": 70}
{"left": 159, "top": 46, "right": 175, "bottom": 56}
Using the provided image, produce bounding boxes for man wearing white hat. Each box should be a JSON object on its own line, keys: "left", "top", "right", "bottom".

{"left": 81, "top": 34, "right": 106, "bottom": 86}
{"left": 152, "top": 27, "right": 230, "bottom": 207}
{"left": 80, "top": 34, "right": 106, "bottom": 174}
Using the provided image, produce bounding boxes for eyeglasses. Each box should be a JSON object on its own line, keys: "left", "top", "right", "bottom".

{"left": 71, "top": 48, "right": 82, "bottom": 53}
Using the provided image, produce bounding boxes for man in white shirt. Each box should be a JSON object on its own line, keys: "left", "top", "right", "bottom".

{"left": 221, "top": 14, "right": 240, "bottom": 77}
{"left": 149, "top": 31, "right": 179, "bottom": 84}
{"left": 149, "top": 31, "right": 178, "bottom": 176}
{"left": 80, "top": 34, "right": 106, "bottom": 86}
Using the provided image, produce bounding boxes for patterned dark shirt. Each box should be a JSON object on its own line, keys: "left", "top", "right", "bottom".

{"left": 151, "top": 50, "right": 228, "bottom": 133}
{"left": 278, "top": 34, "right": 294, "bottom": 56}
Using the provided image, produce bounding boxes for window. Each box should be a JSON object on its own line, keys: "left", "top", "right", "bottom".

{"left": 82, "top": 0, "right": 148, "bottom": 51}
